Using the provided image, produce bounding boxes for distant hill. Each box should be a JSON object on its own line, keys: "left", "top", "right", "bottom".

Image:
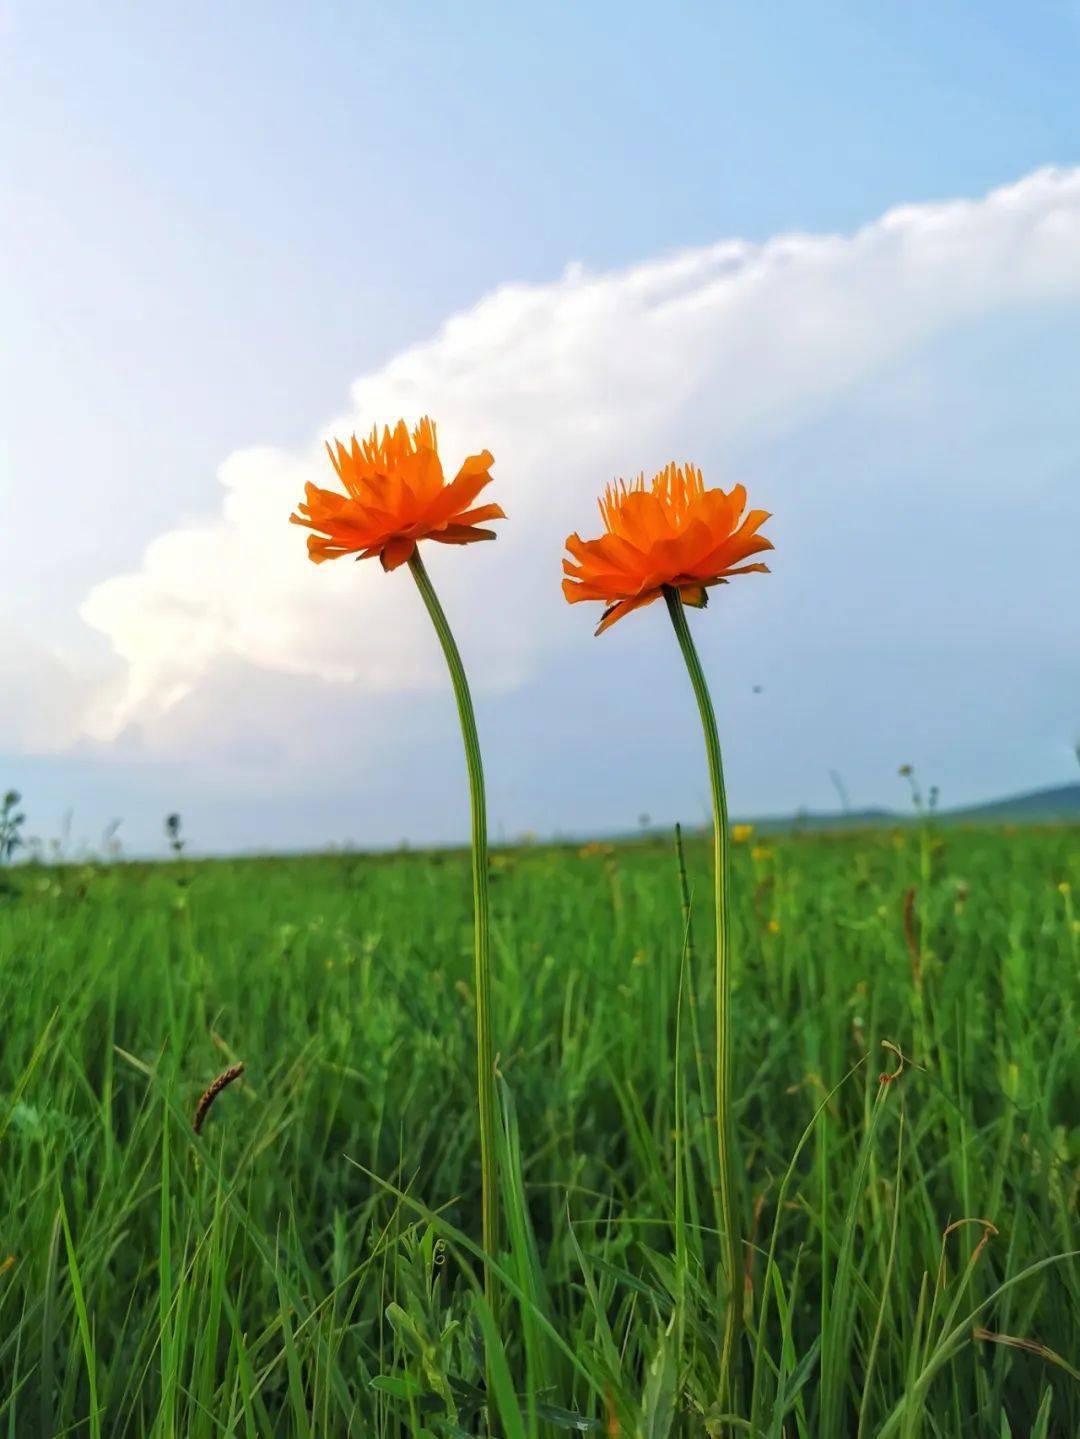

{"left": 745, "top": 807, "right": 895, "bottom": 834}
{"left": 945, "top": 782, "right": 1080, "bottom": 823}
{"left": 739, "top": 782, "right": 1080, "bottom": 834}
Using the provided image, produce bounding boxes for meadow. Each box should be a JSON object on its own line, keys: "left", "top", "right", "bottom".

{"left": 1, "top": 822, "right": 1077, "bottom": 1436}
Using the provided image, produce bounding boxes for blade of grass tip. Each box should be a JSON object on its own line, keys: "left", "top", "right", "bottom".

{"left": 857, "top": 1109, "right": 905, "bottom": 1439}
{"left": 275, "top": 1251, "right": 314, "bottom": 1439}
{"left": 196, "top": 1158, "right": 228, "bottom": 1427}
{"left": 497, "top": 1076, "right": 551, "bottom": 1434}
{"left": 159, "top": 1104, "right": 176, "bottom": 1437}
{"left": 749, "top": 1059, "right": 867, "bottom": 1433}
{"left": 875, "top": 1250, "right": 1080, "bottom": 1439}
{"left": 673, "top": 822, "right": 723, "bottom": 1246}
{"left": 221, "top": 1289, "right": 274, "bottom": 1438}
{"left": 58, "top": 1193, "right": 102, "bottom": 1439}
{"left": 767, "top": 1330, "right": 821, "bottom": 1439}
{"left": 640, "top": 1322, "right": 678, "bottom": 1439}
{"left": 564, "top": 1203, "right": 623, "bottom": 1383}
{"left": 473, "top": 1291, "right": 528, "bottom": 1439}
{"left": 900, "top": 1270, "right": 931, "bottom": 1439}
{"left": 40, "top": 1207, "right": 62, "bottom": 1438}
{"left": 763, "top": 1244, "right": 813, "bottom": 1439}
{"left": 817, "top": 1081, "right": 830, "bottom": 1385}
{"left": 1030, "top": 1385, "right": 1054, "bottom": 1439}
{"left": 819, "top": 1066, "right": 900, "bottom": 1436}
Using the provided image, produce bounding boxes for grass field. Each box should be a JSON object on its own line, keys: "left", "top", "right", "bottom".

{"left": 1, "top": 823, "right": 1077, "bottom": 1436}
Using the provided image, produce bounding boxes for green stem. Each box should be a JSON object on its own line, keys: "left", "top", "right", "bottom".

{"left": 664, "top": 585, "right": 743, "bottom": 1409}
{"left": 408, "top": 551, "right": 498, "bottom": 1297}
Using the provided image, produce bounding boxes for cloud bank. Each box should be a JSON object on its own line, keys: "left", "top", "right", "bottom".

{"left": 79, "top": 167, "right": 1080, "bottom": 763}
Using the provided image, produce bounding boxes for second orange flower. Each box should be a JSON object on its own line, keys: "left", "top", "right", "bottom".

{"left": 562, "top": 462, "right": 773, "bottom": 633}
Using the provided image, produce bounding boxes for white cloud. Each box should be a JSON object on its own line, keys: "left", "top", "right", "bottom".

{"left": 0, "top": 623, "right": 97, "bottom": 751}
{"left": 79, "top": 166, "right": 1080, "bottom": 752}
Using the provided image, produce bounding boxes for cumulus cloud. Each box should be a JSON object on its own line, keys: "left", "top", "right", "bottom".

{"left": 0, "top": 623, "right": 99, "bottom": 752}
{"left": 80, "top": 167, "right": 1080, "bottom": 753}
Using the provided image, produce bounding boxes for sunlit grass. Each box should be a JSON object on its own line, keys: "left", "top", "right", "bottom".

{"left": 1, "top": 824, "right": 1077, "bottom": 1434}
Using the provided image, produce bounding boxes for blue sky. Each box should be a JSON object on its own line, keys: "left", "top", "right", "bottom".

{"left": 3, "top": 2, "right": 1079, "bottom": 856}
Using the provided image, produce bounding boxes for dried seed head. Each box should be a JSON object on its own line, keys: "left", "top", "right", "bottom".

{"left": 193, "top": 1063, "right": 245, "bottom": 1135}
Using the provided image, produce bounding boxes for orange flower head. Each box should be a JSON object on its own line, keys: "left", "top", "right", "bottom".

{"left": 291, "top": 417, "right": 504, "bottom": 571}
{"left": 562, "top": 462, "right": 773, "bottom": 633}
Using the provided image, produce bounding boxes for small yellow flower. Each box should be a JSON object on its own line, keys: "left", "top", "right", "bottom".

{"left": 767, "top": 918, "right": 781, "bottom": 934}
{"left": 1058, "top": 881, "right": 1071, "bottom": 896}
{"left": 732, "top": 824, "right": 754, "bottom": 844}
{"left": 751, "top": 845, "right": 774, "bottom": 862}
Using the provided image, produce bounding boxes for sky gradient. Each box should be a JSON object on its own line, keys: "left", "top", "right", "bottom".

{"left": 3, "top": 2, "right": 1079, "bottom": 857}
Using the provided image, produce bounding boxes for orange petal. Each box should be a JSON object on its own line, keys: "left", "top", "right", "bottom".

{"left": 380, "top": 536, "right": 416, "bottom": 570}
{"left": 453, "top": 449, "right": 495, "bottom": 483}
{"left": 562, "top": 576, "right": 603, "bottom": 604}
{"left": 595, "top": 591, "right": 660, "bottom": 635}
{"left": 307, "top": 535, "right": 352, "bottom": 563}
{"left": 423, "top": 466, "right": 493, "bottom": 527}
{"left": 692, "top": 530, "right": 773, "bottom": 579}
{"left": 612, "top": 490, "right": 669, "bottom": 548}
{"left": 430, "top": 525, "right": 497, "bottom": 545}
{"left": 453, "top": 503, "right": 505, "bottom": 526}
{"left": 720, "top": 562, "right": 770, "bottom": 577}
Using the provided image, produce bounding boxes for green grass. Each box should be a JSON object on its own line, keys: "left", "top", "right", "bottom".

{"left": 1, "top": 824, "right": 1077, "bottom": 1436}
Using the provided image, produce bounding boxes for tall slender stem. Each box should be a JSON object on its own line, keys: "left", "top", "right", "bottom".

{"left": 664, "top": 585, "right": 743, "bottom": 1407}
{"left": 408, "top": 551, "right": 499, "bottom": 1298}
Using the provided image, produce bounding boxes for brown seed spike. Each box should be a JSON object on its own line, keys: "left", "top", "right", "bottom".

{"left": 193, "top": 1062, "right": 245, "bottom": 1135}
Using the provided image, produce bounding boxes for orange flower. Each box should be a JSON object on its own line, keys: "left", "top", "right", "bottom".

{"left": 562, "top": 463, "right": 772, "bottom": 633}
{"left": 291, "top": 417, "right": 504, "bottom": 570}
